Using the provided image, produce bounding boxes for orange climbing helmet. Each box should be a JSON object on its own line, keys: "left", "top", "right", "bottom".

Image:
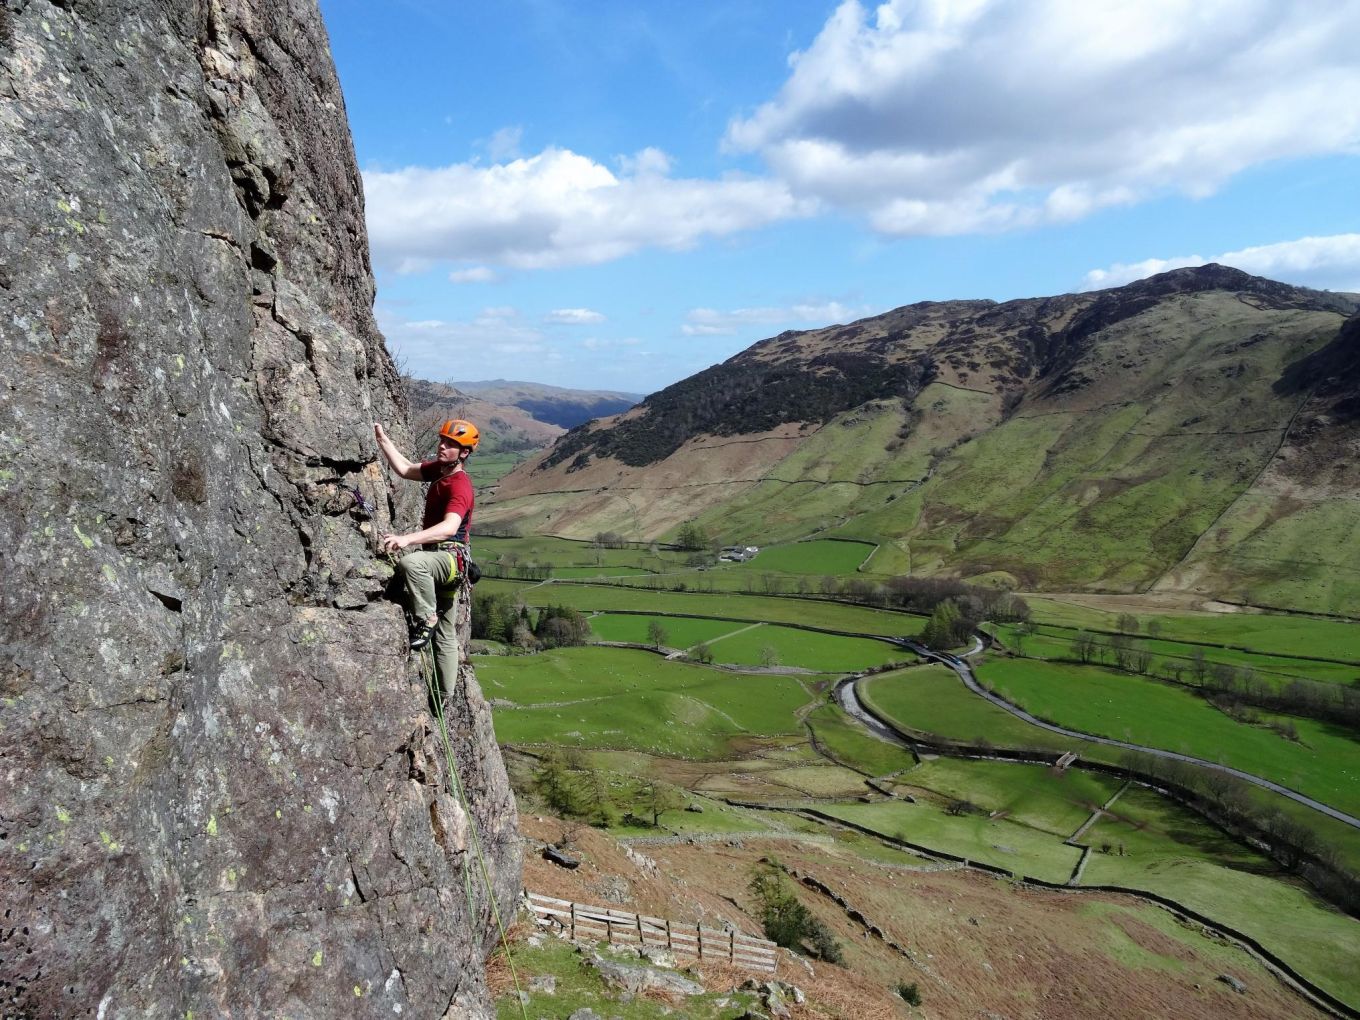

{"left": 439, "top": 418, "right": 480, "bottom": 450}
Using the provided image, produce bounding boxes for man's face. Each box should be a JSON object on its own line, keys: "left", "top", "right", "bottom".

{"left": 436, "top": 436, "right": 464, "bottom": 463}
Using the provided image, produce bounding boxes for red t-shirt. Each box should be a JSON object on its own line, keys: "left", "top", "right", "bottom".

{"left": 419, "top": 462, "right": 473, "bottom": 544}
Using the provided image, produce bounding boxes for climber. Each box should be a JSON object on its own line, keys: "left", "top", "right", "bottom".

{"left": 373, "top": 418, "right": 479, "bottom": 696}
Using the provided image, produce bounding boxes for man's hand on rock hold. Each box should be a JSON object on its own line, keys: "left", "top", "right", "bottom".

{"left": 380, "top": 533, "right": 410, "bottom": 554}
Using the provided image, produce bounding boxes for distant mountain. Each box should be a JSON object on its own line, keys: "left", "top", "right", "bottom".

{"left": 453, "top": 379, "right": 643, "bottom": 430}
{"left": 484, "top": 266, "right": 1360, "bottom": 616}
{"left": 403, "top": 378, "right": 564, "bottom": 454}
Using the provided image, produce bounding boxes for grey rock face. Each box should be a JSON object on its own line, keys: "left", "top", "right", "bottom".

{"left": 0, "top": 2, "right": 520, "bottom": 1018}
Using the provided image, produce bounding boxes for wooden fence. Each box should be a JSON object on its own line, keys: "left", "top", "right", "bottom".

{"left": 527, "top": 892, "right": 777, "bottom": 973}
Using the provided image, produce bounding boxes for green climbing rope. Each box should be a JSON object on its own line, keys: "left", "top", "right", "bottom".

{"left": 419, "top": 643, "right": 528, "bottom": 1019}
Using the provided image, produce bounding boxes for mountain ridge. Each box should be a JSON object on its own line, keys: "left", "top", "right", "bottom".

{"left": 453, "top": 378, "right": 642, "bottom": 430}
{"left": 485, "top": 266, "right": 1360, "bottom": 615}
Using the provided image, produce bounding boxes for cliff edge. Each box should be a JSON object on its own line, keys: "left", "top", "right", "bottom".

{"left": 0, "top": 1, "right": 519, "bottom": 1016}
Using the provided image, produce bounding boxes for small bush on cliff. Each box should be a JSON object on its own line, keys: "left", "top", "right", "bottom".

{"left": 748, "top": 860, "right": 843, "bottom": 964}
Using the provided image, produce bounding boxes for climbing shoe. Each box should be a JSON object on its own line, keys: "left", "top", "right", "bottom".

{"left": 409, "top": 623, "right": 434, "bottom": 651}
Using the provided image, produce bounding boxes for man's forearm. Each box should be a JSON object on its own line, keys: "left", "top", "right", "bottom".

{"left": 379, "top": 435, "right": 415, "bottom": 474}
{"left": 400, "top": 515, "right": 463, "bottom": 546}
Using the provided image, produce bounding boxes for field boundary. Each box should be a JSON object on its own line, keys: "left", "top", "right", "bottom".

{"left": 983, "top": 621, "right": 1360, "bottom": 669}
{"left": 526, "top": 892, "right": 777, "bottom": 973}
{"left": 723, "top": 801, "right": 1357, "bottom": 1019}
{"left": 586, "top": 607, "right": 913, "bottom": 645}
{"left": 899, "top": 647, "right": 1360, "bottom": 828}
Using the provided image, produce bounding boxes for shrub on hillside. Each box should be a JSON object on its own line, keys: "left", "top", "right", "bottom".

{"left": 748, "top": 860, "right": 844, "bottom": 964}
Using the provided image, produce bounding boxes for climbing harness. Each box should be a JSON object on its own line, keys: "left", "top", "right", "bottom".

{"left": 418, "top": 641, "right": 527, "bottom": 1019}
{"left": 432, "top": 541, "right": 481, "bottom": 593}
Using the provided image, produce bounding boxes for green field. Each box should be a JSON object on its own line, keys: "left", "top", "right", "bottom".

{"left": 820, "top": 800, "right": 1082, "bottom": 884}
{"left": 480, "top": 646, "right": 811, "bottom": 757}
{"left": 476, "top": 534, "right": 688, "bottom": 573}
{"left": 804, "top": 703, "right": 914, "bottom": 777}
{"left": 471, "top": 451, "right": 534, "bottom": 485}
{"left": 723, "top": 539, "right": 876, "bottom": 575}
{"left": 860, "top": 664, "right": 1085, "bottom": 754}
{"left": 979, "top": 659, "right": 1360, "bottom": 817}
{"left": 587, "top": 613, "right": 742, "bottom": 649}
{"left": 706, "top": 623, "right": 904, "bottom": 671}
{"left": 1024, "top": 596, "right": 1360, "bottom": 662}
{"left": 479, "top": 578, "right": 922, "bottom": 637}
{"left": 586, "top": 612, "right": 904, "bottom": 672}
{"left": 1080, "top": 786, "right": 1360, "bottom": 1009}
{"left": 989, "top": 621, "right": 1359, "bottom": 686}
{"left": 897, "top": 758, "right": 1121, "bottom": 837}
{"left": 549, "top": 565, "right": 657, "bottom": 578}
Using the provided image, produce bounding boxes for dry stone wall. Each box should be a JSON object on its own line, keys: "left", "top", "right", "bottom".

{"left": 0, "top": 1, "right": 519, "bottom": 1016}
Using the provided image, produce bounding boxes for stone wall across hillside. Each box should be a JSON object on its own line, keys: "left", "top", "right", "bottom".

{"left": 0, "top": 2, "right": 519, "bottom": 1016}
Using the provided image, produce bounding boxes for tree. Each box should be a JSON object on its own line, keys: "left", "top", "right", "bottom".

{"left": 759, "top": 645, "right": 780, "bottom": 668}
{"left": 511, "top": 619, "right": 536, "bottom": 651}
{"left": 1071, "top": 632, "right": 1098, "bottom": 664}
{"left": 1116, "top": 613, "right": 1140, "bottom": 634}
{"left": 646, "top": 620, "right": 669, "bottom": 650}
{"left": 690, "top": 642, "right": 714, "bottom": 665}
{"left": 533, "top": 605, "right": 590, "bottom": 648}
{"left": 921, "top": 600, "right": 963, "bottom": 649}
{"left": 578, "top": 770, "right": 615, "bottom": 828}
{"left": 1145, "top": 619, "right": 1163, "bottom": 640}
{"left": 1110, "top": 634, "right": 1133, "bottom": 671}
{"left": 1189, "top": 649, "right": 1208, "bottom": 685}
{"left": 533, "top": 750, "right": 578, "bottom": 815}
{"left": 641, "top": 779, "right": 683, "bottom": 827}
{"left": 675, "top": 521, "right": 710, "bottom": 550}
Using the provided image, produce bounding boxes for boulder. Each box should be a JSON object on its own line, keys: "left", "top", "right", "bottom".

{"left": 1218, "top": 974, "right": 1248, "bottom": 994}
{"left": 587, "top": 954, "right": 707, "bottom": 997}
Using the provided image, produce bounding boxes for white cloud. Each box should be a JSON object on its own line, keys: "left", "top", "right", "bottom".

{"left": 377, "top": 305, "right": 559, "bottom": 380}
{"left": 726, "top": 0, "right": 1360, "bottom": 235}
{"left": 1082, "top": 233, "right": 1360, "bottom": 291}
{"left": 545, "top": 308, "right": 606, "bottom": 325}
{"left": 449, "top": 266, "right": 499, "bottom": 284}
{"left": 681, "top": 300, "right": 866, "bottom": 336}
{"left": 581, "top": 337, "right": 641, "bottom": 351}
{"left": 364, "top": 146, "right": 815, "bottom": 273}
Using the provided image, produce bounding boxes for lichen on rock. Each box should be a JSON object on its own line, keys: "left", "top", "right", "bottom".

{"left": 0, "top": 2, "right": 520, "bottom": 1017}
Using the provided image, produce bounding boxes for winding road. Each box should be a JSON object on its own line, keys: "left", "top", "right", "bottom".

{"left": 841, "top": 640, "right": 1360, "bottom": 831}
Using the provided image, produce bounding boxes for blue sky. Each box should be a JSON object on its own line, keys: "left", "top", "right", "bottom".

{"left": 319, "top": 0, "right": 1360, "bottom": 395}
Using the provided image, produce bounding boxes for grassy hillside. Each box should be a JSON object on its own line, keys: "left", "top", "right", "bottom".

{"left": 483, "top": 268, "right": 1360, "bottom": 615}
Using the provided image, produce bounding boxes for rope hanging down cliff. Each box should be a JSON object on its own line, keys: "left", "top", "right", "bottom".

{"left": 418, "top": 644, "right": 526, "bottom": 1017}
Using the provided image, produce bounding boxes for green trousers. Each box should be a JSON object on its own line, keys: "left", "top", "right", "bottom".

{"left": 396, "top": 548, "right": 462, "bottom": 695}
